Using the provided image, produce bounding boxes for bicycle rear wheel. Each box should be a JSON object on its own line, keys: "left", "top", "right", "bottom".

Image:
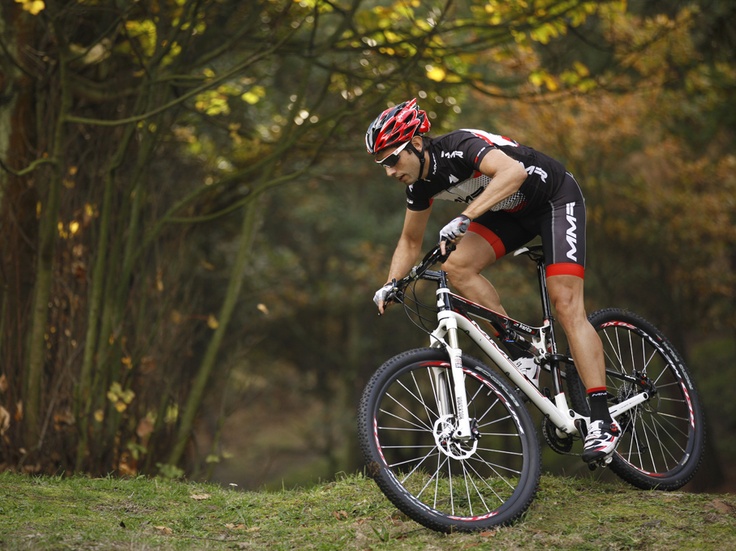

{"left": 568, "top": 308, "right": 705, "bottom": 490}
{"left": 357, "top": 348, "right": 540, "bottom": 533}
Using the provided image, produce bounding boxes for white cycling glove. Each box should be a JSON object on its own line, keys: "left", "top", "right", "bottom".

{"left": 439, "top": 214, "right": 470, "bottom": 242}
{"left": 373, "top": 282, "right": 395, "bottom": 309}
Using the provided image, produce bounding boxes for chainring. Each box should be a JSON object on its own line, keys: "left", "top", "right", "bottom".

{"left": 542, "top": 416, "right": 575, "bottom": 454}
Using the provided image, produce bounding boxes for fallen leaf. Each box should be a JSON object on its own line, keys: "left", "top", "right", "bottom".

{"left": 154, "top": 526, "right": 173, "bottom": 535}
{"left": 190, "top": 493, "right": 211, "bottom": 501}
{"left": 333, "top": 510, "right": 349, "bottom": 520}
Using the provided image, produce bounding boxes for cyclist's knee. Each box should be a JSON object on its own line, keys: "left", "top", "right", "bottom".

{"left": 442, "top": 254, "right": 485, "bottom": 286}
{"left": 442, "top": 257, "right": 471, "bottom": 286}
{"left": 548, "top": 281, "right": 586, "bottom": 325}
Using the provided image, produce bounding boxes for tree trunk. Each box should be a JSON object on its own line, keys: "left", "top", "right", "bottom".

{"left": 23, "top": 40, "right": 70, "bottom": 452}
{"left": 167, "top": 195, "right": 262, "bottom": 468}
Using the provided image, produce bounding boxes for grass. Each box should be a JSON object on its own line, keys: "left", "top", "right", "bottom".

{"left": 0, "top": 471, "right": 734, "bottom": 550}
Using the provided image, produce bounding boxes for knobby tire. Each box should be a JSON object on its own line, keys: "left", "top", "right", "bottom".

{"left": 357, "top": 348, "right": 541, "bottom": 533}
{"left": 567, "top": 308, "right": 705, "bottom": 490}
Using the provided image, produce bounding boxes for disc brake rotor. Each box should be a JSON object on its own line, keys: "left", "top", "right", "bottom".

{"left": 433, "top": 414, "right": 478, "bottom": 459}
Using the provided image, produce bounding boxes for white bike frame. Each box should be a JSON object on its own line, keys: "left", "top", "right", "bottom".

{"left": 427, "top": 287, "right": 651, "bottom": 441}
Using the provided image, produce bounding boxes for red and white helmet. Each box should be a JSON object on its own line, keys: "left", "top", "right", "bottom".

{"left": 365, "top": 98, "right": 431, "bottom": 154}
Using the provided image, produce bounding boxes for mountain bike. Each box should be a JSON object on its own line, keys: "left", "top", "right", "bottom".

{"left": 357, "top": 244, "right": 705, "bottom": 533}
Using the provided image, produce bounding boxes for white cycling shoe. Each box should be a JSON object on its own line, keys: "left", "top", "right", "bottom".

{"left": 582, "top": 420, "right": 622, "bottom": 463}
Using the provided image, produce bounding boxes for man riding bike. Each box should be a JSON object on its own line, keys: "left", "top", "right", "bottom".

{"left": 366, "top": 98, "right": 620, "bottom": 463}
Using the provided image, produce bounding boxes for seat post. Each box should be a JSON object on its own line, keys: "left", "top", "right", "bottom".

{"left": 536, "top": 258, "right": 554, "bottom": 324}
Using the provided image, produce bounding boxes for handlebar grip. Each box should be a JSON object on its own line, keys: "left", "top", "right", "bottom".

{"left": 438, "top": 240, "right": 456, "bottom": 263}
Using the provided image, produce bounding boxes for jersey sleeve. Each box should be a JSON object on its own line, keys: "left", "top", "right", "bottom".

{"left": 405, "top": 186, "right": 432, "bottom": 211}
{"left": 456, "top": 131, "right": 501, "bottom": 170}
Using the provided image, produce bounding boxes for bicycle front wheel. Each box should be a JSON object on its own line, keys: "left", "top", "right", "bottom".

{"left": 568, "top": 308, "right": 705, "bottom": 490}
{"left": 357, "top": 348, "right": 540, "bottom": 533}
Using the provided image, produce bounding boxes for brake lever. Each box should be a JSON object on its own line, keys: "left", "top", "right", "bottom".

{"left": 437, "top": 240, "right": 456, "bottom": 263}
{"left": 377, "top": 279, "right": 402, "bottom": 316}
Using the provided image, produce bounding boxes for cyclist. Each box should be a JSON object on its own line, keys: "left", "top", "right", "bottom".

{"left": 366, "top": 98, "right": 620, "bottom": 464}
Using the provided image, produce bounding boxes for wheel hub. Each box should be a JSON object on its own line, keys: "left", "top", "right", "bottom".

{"left": 433, "top": 414, "right": 478, "bottom": 459}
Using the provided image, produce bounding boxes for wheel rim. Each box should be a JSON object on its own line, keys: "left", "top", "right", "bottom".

{"left": 598, "top": 321, "right": 698, "bottom": 478}
{"left": 372, "top": 361, "right": 529, "bottom": 521}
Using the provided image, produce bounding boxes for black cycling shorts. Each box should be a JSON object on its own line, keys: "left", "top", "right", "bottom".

{"left": 468, "top": 172, "right": 587, "bottom": 278}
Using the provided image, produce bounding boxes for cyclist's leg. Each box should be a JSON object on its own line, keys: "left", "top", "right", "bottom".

{"left": 539, "top": 173, "right": 604, "bottom": 390}
{"left": 546, "top": 273, "right": 606, "bottom": 390}
{"left": 541, "top": 174, "right": 619, "bottom": 459}
{"left": 442, "top": 232, "right": 505, "bottom": 313}
{"left": 442, "top": 212, "right": 533, "bottom": 315}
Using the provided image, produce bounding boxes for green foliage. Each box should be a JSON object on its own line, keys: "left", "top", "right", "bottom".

{"left": 1, "top": 0, "right": 734, "bottom": 491}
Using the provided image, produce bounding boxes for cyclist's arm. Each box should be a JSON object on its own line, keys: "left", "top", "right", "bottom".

{"left": 461, "top": 149, "right": 528, "bottom": 220}
{"left": 385, "top": 206, "right": 433, "bottom": 283}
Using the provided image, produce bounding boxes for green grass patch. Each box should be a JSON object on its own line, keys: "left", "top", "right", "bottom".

{"left": 0, "top": 471, "right": 733, "bottom": 550}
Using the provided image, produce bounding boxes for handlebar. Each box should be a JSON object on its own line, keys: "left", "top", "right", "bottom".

{"left": 386, "top": 242, "right": 455, "bottom": 305}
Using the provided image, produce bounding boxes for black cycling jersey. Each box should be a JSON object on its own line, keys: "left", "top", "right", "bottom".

{"left": 405, "top": 129, "right": 587, "bottom": 273}
{"left": 406, "top": 129, "right": 568, "bottom": 213}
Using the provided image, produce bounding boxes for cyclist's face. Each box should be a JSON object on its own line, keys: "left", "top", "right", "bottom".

{"left": 375, "top": 140, "right": 420, "bottom": 184}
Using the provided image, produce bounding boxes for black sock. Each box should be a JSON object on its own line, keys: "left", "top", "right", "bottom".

{"left": 587, "top": 387, "right": 612, "bottom": 423}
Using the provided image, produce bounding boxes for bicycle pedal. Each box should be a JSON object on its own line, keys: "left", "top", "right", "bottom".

{"left": 587, "top": 455, "right": 613, "bottom": 471}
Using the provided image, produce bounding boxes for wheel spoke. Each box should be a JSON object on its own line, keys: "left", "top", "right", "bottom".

{"left": 360, "top": 354, "right": 539, "bottom": 529}
{"left": 589, "top": 310, "right": 704, "bottom": 490}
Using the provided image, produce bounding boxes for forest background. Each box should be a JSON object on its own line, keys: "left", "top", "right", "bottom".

{"left": 1, "top": 0, "right": 734, "bottom": 493}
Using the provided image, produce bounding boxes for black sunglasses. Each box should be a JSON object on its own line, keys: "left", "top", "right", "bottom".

{"left": 375, "top": 141, "right": 410, "bottom": 168}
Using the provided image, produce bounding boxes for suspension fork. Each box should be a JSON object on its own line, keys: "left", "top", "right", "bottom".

{"left": 430, "top": 282, "right": 474, "bottom": 440}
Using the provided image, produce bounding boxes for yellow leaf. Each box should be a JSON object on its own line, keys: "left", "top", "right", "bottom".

{"left": 0, "top": 406, "right": 10, "bottom": 435}
{"left": 15, "top": 0, "right": 45, "bottom": 15}
{"left": 121, "top": 389, "right": 135, "bottom": 404}
{"left": 94, "top": 409, "right": 105, "bottom": 422}
{"left": 426, "top": 65, "right": 446, "bottom": 82}
{"left": 573, "top": 61, "right": 590, "bottom": 77}
{"left": 114, "top": 401, "right": 127, "bottom": 413}
{"left": 207, "top": 315, "right": 219, "bottom": 329}
{"left": 241, "top": 86, "right": 265, "bottom": 105}
{"left": 165, "top": 404, "right": 178, "bottom": 424}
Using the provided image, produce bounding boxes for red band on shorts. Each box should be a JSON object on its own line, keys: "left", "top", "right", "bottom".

{"left": 468, "top": 222, "right": 506, "bottom": 259}
{"left": 546, "top": 262, "right": 585, "bottom": 279}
